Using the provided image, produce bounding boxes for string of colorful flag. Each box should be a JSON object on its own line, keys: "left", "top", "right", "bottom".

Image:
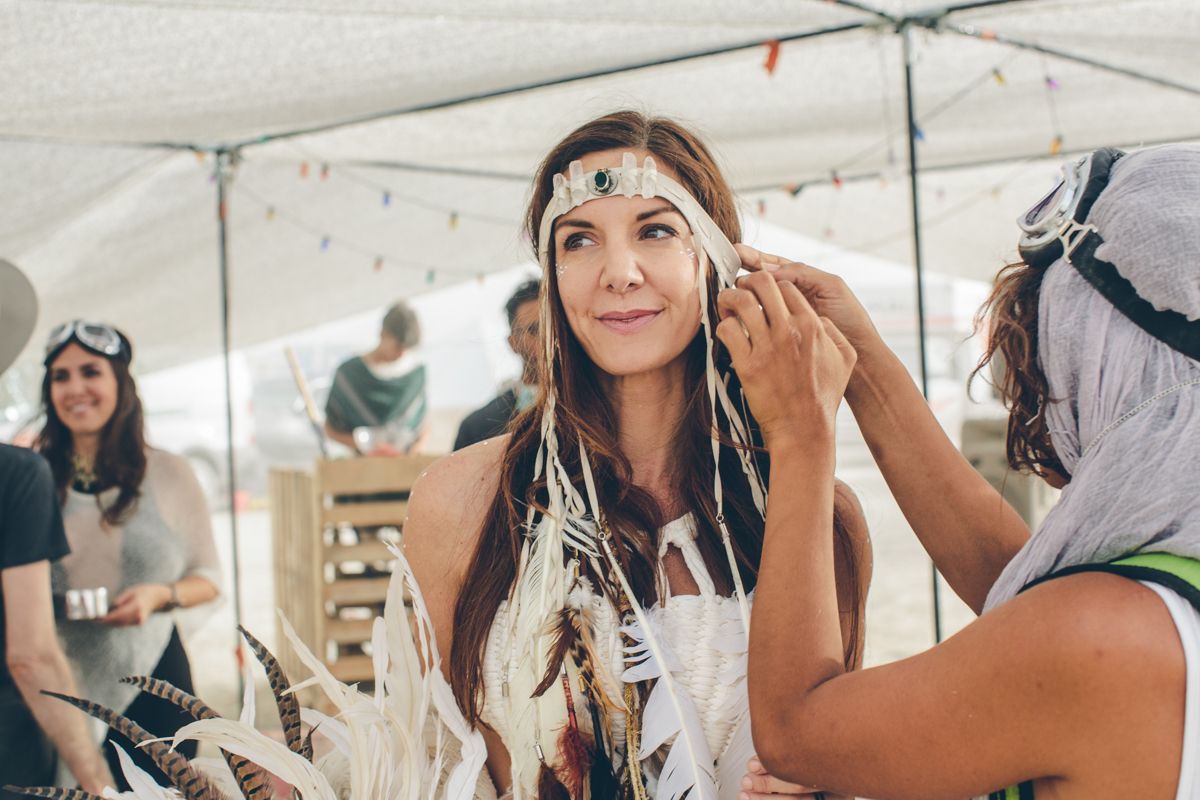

{"left": 283, "top": 144, "right": 516, "bottom": 229}
{"left": 231, "top": 181, "right": 494, "bottom": 285}
{"left": 745, "top": 42, "right": 1066, "bottom": 205}
{"left": 834, "top": 156, "right": 1045, "bottom": 255}
{"left": 213, "top": 38, "right": 1072, "bottom": 273}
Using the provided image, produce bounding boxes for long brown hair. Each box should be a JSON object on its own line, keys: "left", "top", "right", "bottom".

{"left": 37, "top": 339, "right": 147, "bottom": 526}
{"left": 450, "top": 111, "right": 860, "bottom": 723}
{"left": 972, "top": 261, "right": 1067, "bottom": 479}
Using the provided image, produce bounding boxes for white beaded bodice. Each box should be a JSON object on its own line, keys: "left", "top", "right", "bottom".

{"left": 480, "top": 514, "right": 750, "bottom": 762}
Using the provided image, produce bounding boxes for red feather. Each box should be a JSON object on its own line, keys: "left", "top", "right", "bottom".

{"left": 556, "top": 673, "right": 593, "bottom": 800}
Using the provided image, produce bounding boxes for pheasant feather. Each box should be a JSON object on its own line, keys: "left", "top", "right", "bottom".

{"left": 40, "top": 692, "right": 221, "bottom": 800}
{"left": 237, "top": 626, "right": 310, "bottom": 760}
{"left": 118, "top": 676, "right": 275, "bottom": 800}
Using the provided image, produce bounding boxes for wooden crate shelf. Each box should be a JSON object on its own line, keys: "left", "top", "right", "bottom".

{"left": 269, "top": 454, "right": 438, "bottom": 706}
{"left": 325, "top": 539, "right": 396, "bottom": 565}
{"left": 322, "top": 500, "right": 408, "bottom": 527}
{"left": 325, "top": 617, "right": 377, "bottom": 644}
{"left": 329, "top": 655, "right": 376, "bottom": 685}
{"left": 324, "top": 576, "right": 391, "bottom": 605}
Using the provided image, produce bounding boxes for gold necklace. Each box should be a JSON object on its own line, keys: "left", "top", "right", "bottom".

{"left": 71, "top": 451, "right": 98, "bottom": 492}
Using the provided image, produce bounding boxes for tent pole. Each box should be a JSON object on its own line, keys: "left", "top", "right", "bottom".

{"left": 901, "top": 22, "right": 943, "bottom": 644}
{"left": 215, "top": 149, "right": 245, "bottom": 664}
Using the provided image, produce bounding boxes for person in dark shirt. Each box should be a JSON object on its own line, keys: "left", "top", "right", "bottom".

{"left": 454, "top": 279, "right": 540, "bottom": 451}
{"left": 0, "top": 259, "right": 112, "bottom": 796}
{"left": 325, "top": 301, "right": 428, "bottom": 456}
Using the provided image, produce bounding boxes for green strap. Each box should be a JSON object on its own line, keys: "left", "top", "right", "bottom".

{"left": 1021, "top": 552, "right": 1200, "bottom": 613}
{"left": 1110, "top": 552, "right": 1200, "bottom": 587}
{"left": 989, "top": 781, "right": 1034, "bottom": 800}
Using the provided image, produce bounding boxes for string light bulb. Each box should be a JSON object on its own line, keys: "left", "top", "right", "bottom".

{"left": 320, "top": 235, "right": 330, "bottom": 250}
{"left": 266, "top": 207, "right": 275, "bottom": 222}
{"left": 426, "top": 269, "right": 436, "bottom": 284}
{"left": 374, "top": 257, "right": 383, "bottom": 271}
{"left": 449, "top": 211, "right": 458, "bottom": 230}
{"left": 300, "top": 162, "right": 309, "bottom": 179}
{"left": 382, "top": 192, "right": 391, "bottom": 208}
{"left": 321, "top": 164, "right": 329, "bottom": 180}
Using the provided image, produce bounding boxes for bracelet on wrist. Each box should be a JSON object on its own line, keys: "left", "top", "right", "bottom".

{"left": 161, "top": 583, "right": 183, "bottom": 612}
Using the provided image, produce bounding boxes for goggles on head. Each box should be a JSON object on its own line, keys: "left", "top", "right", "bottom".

{"left": 1016, "top": 147, "right": 1200, "bottom": 363}
{"left": 44, "top": 320, "right": 130, "bottom": 365}
{"left": 1017, "top": 147, "right": 1125, "bottom": 269}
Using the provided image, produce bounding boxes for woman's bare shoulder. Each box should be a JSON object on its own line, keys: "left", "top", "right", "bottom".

{"left": 402, "top": 435, "right": 510, "bottom": 574}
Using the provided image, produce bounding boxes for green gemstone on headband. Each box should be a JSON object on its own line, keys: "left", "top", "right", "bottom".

{"left": 593, "top": 169, "right": 615, "bottom": 195}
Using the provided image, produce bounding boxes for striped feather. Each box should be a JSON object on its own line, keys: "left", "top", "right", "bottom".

{"left": 120, "top": 675, "right": 219, "bottom": 720}
{"left": 238, "top": 626, "right": 309, "bottom": 760}
{"left": 1, "top": 788, "right": 105, "bottom": 800}
{"left": 39, "top": 691, "right": 222, "bottom": 800}
{"left": 119, "top": 676, "right": 276, "bottom": 800}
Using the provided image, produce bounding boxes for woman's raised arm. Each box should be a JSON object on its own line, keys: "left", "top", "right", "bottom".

{"left": 736, "top": 245, "right": 1029, "bottom": 613}
{"left": 721, "top": 271, "right": 1181, "bottom": 800}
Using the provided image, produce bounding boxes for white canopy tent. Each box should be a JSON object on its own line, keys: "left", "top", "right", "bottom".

{"left": 3, "top": 0, "right": 1198, "bottom": 374}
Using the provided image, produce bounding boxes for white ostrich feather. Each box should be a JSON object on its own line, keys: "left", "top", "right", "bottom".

{"left": 144, "top": 541, "right": 487, "bottom": 800}
{"left": 172, "top": 718, "right": 339, "bottom": 800}
{"left": 238, "top": 662, "right": 256, "bottom": 726}
{"left": 301, "top": 706, "right": 351, "bottom": 756}
{"left": 188, "top": 756, "right": 242, "bottom": 799}
{"left": 620, "top": 615, "right": 718, "bottom": 800}
{"left": 715, "top": 716, "right": 755, "bottom": 800}
{"left": 504, "top": 514, "right": 571, "bottom": 797}
{"left": 104, "top": 743, "right": 180, "bottom": 800}
{"left": 389, "top": 543, "right": 488, "bottom": 800}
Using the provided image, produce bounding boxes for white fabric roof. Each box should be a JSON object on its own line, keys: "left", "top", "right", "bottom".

{"left": 3, "top": 0, "right": 1199, "bottom": 373}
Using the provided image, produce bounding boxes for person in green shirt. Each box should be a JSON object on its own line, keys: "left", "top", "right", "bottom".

{"left": 324, "top": 301, "right": 428, "bottom": 456}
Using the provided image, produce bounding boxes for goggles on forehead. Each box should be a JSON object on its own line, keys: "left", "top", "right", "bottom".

{"left": 44, "top": 319, "right": 129, "bottom": 365}
{"left": 1016, "top": 147, "right": 1200, "bottom": 363}
{"left": 537, "top": 152, "right": 741, "bottom": 285}
{"left": 1017, "top": 147, "right": 1125, "bottom": 269}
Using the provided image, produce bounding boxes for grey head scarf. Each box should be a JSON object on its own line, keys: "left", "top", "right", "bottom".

{"left": 984, "top": 143, "right": 1200, "bottom": 611}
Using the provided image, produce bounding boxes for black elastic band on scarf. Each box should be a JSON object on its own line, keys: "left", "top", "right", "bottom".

{"left": 1070, "top": 232, "right": 1200, "bottom": 364}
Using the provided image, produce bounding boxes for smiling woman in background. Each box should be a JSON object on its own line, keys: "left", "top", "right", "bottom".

{"left": 36, "top": 321, "right": 222, "bottom": 791}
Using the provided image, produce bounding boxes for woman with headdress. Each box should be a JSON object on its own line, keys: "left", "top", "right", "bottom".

{"left": 403, "top": 111, "right": 871, "bottom": 800}
{"left": 738, "top": 144, "right": 1200, "bottom": 799}
{"left": 37, "top": 322, "right": 222, "bottom": 791}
